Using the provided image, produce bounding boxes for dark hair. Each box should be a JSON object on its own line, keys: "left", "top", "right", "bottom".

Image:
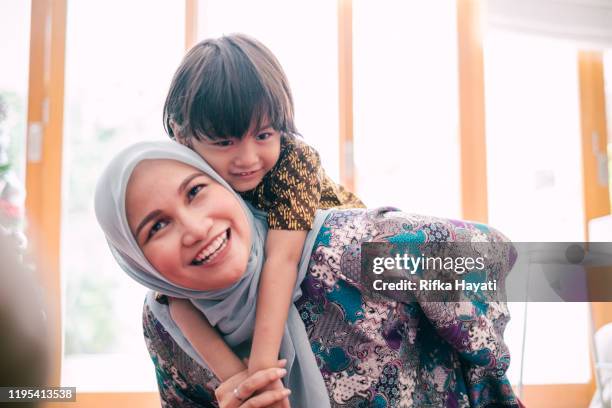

{"left": 163, "top": 34, "right": 297, "bottom": 143}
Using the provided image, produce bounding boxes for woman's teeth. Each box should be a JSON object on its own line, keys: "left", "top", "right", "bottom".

{"left": 192, "top": 230, "right": 229, "bottom": 265}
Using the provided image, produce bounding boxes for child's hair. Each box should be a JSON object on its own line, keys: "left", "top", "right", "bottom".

{"left": 163, "top": 33, "right": 297, "bottom": 144}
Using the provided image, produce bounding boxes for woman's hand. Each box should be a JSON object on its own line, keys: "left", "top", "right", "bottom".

{"left": 253, "top": 378, "right": 290, "bottom": 408}
{"left": 215, "top": 359, "right": 291, "bottom": 408}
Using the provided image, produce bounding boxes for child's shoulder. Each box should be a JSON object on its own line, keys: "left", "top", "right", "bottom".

{"left": 279, "top": 134, "right": 322, "bottom": 172}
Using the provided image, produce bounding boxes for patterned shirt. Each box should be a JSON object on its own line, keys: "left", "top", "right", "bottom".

{"left": 240, "top": 135, "right": 364, "bottom": 230}
{"left": 143, "top": 208, "right": 523, "bottom": 408}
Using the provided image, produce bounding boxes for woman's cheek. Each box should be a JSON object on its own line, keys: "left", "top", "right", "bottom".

{"left": 225, "top": 266, "right": 241, "bottom": 286}
{"left": 146, "top": 243, "right": 178, "bottom": 280}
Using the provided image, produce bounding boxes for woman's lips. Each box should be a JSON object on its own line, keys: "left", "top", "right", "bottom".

{"left": 191, "top": 229, "right": 232, "bottom": 267}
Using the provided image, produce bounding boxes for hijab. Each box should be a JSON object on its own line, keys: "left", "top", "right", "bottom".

{"left": 94, "top": 141, "right": 331, "bottom": 407}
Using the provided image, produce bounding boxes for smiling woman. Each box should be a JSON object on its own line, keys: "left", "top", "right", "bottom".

{"left": 95, "top": 140, "right": 524, "bottom": 407}
{"left": 125, "top": 160, "right": 251, "bottom": 291}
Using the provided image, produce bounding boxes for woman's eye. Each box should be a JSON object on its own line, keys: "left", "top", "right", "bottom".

{"left": 187, "top": 184, "right": 205, "bottom": 201}
{"left": 148, "top": 220, "right": 168, "bottom": 240}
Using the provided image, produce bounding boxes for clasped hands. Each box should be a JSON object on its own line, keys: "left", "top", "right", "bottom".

{"left": 215, "top": 359, "right": 291, "bottom": 408}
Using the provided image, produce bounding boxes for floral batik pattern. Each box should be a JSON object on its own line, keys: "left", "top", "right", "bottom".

{"left": 142, "top": 208, "right": 522, "bottom": 408}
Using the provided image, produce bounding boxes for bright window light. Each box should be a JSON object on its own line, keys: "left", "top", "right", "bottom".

{"left": 353, "top": 0, "right": 461, "bottom": 218}
{"left": 61, "top": 0, "right": 185, "bottom": 391}
{"left": 484, "top": 28, "right": 590, "bottom": 385}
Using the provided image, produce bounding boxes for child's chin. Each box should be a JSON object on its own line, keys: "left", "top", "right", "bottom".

{"left": 231, "top": 180, "right": 260, "bottom": 192}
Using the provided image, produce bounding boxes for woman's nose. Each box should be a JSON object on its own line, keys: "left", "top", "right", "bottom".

{"left": 181, "top": 215, "right": 213, "bottom": 247}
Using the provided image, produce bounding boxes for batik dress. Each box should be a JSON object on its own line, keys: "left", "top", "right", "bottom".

{"left": 143, "top": 208, "right": 522, "bottom": 408}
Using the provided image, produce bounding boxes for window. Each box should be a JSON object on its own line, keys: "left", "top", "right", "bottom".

{"left": 352, "top": 0, "right": 461, "bottom": 217}
{"left": 0, "top": 0, "right": 30, "bottom": 229}
{"left": 197, "top": 0, "right": 340, "bottom": 180}
{"left": 484, "top": 29, "right": 590, "bottom": 384}
{"left": 60, "top": 0, "right": 185, "bottom": 391}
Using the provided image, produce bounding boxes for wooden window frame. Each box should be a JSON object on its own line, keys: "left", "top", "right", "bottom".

{"left": 25, "top": 0, "right": 67, "bottom": 389}
{"left": 338, "top": 0, "right": 354, "bottom": 192}
{"left": 579, "top": 50, "right": 612, "bottom": 404}
{"left": 456, "top": 1, "right": 610, "bottom": 406}
{"left": 457, "top": 0, "right": 488, "bottom": 223}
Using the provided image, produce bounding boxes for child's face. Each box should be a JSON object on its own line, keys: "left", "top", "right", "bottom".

{"left": 185, "top": 118, "right": 282, "bottom": 192}
{"left": 126, "top": 159, "right": 251, "bottom": 291}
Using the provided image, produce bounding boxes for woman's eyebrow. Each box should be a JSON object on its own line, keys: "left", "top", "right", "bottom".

{"left": 135, "top": 209, "right": 162, "bottom": 241}
{"left": 178, "top": 172, "right": 204, "bottom": 195}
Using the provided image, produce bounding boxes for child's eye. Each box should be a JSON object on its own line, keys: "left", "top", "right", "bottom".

{"left": 148, "top": 219, "right": 169, "bottom": 240}
{"left": 187, "top": 184, "right": 206, "bottom": 201}
{"left": 255, "top": 132, "right": 272, "bottom": 141}
{"left": 213, "top": 139, "right": 234, "bottom": 147}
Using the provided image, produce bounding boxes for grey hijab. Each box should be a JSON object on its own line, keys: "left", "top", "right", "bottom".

{"left": 94, "top": 141, "right": 331, "bottom": 407}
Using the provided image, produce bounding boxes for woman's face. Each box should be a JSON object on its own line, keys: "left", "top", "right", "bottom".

{"left": 126, "top": 159, "right": 251, "bottom": 291}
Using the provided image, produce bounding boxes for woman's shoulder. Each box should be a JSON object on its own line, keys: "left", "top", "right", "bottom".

{"left": 312, "top": 208, "right": 513, "bottom": 271}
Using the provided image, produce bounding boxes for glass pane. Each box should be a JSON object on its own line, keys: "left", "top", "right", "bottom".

{"left": 61, "top": 0, "right": 185, "bottom": 391}
{"left": 197, "top": 0, "right": 340, "bottom": 181}
{"left": 353, "top": 0, "right": 461, "bottom": 217}
{"left": 0, "top": 0, "right": 30, "bottom": 230}
{"left": 484, "top": 29, "right": 590, "bottom": 384}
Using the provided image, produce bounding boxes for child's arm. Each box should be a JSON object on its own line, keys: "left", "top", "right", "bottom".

{"left": 248, "top": 230, "right": 307, "bottom": 374}
{"left": 168, "top": 297, "right": 246, "bottom": 381}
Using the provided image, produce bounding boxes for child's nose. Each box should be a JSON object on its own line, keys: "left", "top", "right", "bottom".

{"left": 233, "top": 141, "right": 259, "bottom": 168}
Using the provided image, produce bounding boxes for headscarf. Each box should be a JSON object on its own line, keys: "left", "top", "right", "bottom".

{"left": 94, "top": 141, "right": 331, "bottom": 407}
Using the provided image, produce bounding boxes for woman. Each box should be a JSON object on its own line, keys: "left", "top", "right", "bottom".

{"left": 95, "top": 141, "right": 521, "bottom": 408}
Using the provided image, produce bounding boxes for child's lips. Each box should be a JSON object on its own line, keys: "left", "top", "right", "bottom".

{"left": 231, "top": 169, "right": 262, "bottom": 179}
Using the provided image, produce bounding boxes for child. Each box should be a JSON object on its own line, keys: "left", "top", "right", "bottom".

{"left": 163, "top": 33, "right": 364, "bottom": 400}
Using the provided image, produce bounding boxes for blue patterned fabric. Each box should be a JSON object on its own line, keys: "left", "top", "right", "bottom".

{"left": 143, "top": 208, "right": 522, "bottom": 407}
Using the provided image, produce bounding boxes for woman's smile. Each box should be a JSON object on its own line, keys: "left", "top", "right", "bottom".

{"left": 191, "top": 228, "right": 231, "bottom": 266}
